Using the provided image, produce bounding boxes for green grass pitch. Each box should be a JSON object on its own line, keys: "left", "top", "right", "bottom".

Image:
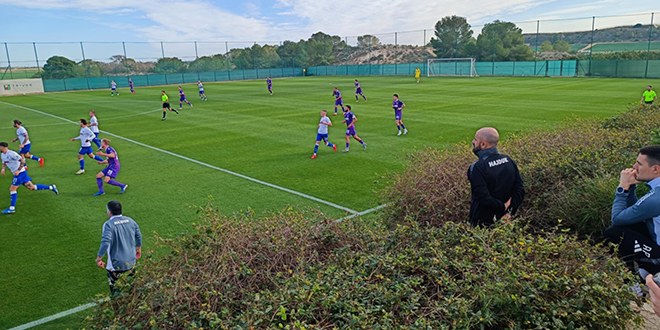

{"left": 590, "top": 41, "right": 660, "bottom": 52}
{"left": 0, "top": 75, "right": 652, "bottom": 329}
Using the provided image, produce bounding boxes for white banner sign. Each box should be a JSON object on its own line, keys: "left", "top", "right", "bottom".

{"left": 0, "top": 78, "right": 44, "bottom": 96}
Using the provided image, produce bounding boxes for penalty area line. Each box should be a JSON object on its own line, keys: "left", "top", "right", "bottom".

{"left": 0, "top": 101, "right": 358, "bottom": 214}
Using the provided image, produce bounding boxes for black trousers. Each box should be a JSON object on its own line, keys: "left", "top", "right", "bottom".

{"left": 107, "top": 268, "right": 135, "bottom": 295}
{"left": 604, "top": 223, "right": 660, "bottom": 275}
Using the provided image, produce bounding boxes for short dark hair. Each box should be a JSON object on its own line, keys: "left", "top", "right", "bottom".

{"left": 107, "top": 201, "right": 122, "bottom": 216}
{"left": 80, "top": 118, "right": 88, "bottom": 125}
{"left": 0, "top": 142, "right": 8, "bottom": 148}
{"left": 345, "top": 105, "right": 351, "bottom": 110}
{"left": 640, "top": 146, "right": 660, "bottom": 166}
{"left": 393, "top": 94, "right": 399, "bottom": 98}
{"left": 13, "top": 120, "right": 21, "bottom": 125}
{"left": 649, "top": 85, "right": 653, "bottom": 88}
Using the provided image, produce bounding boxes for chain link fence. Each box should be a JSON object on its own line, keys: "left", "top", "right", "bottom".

{"left": 1, "top": 12, "right": 657, "bottom": 92}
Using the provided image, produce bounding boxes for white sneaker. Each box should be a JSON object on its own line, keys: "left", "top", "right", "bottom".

{"left": 75, "top": 169, "right": 85, "bottom": 175}
{"left": 397, "top": 131, "right": 402, "bottom": 136}
{"left": 403, "top": 129, "right": 408, "bottom": 135}
{"left": 342, "top": 149, "right": 349, "bottom": 153}
{"left": 363, "top": 143, "right": 367, "bottom": 150}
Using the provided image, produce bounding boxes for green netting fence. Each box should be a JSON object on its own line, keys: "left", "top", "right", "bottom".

{"left": 39, "top": 59, "right": 659, "bottom": 93}
{"left": 42, "top": 68, "right": 305, "bottom": 92}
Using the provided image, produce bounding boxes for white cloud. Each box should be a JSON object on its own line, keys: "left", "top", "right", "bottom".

{"left": 1, "top": 0, "right": 272, "bottom": 41}
{"left": 275, "top": 0, "right": 559, "bottom": 40}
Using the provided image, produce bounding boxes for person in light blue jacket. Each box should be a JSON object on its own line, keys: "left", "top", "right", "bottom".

{"left": 96, "top": 200, "right": 142, "bottom": 294}
{"left": 605, "top": 146, "right": 660, "bottom": 281}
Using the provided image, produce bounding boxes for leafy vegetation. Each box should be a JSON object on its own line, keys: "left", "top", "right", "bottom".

{"left": 85, "top": 204, "right": 642, "bottom": 329}
{"left": 384, "top": 103, "right": 660, "bottom": 237}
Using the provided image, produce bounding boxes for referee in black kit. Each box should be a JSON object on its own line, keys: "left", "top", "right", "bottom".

{"left": 468, "top": 127, "right": 525, "bottom": 227}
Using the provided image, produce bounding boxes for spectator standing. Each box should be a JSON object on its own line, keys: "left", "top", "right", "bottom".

{"left": 468, "top": 127, "right": 525, "bottom": 227}
{"left": 96, "top": 201, "right": 142, "bottom": 294}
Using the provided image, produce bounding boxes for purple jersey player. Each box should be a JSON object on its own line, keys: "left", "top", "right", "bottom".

{"left": 393, "top": 94, "right": 408, "bottom": 136}
{"left": 354, "top": 79, "right": 367, "bottom": 102}
{"left": 178, "top": 86, "right": 193, "bottom": 110}
{"left": 94, "top": 139, "right": 127, "bottom": 196}
{"left": 129, "top": 78, "right": 135, "bottom": 94}
{"left": 332, "top": 87, "right": 344, "bottom": 115}
{"left": 341, "top": 105, "right": 366, "bottom": 153}
{"left": 267, "top": 77, "right": 273, "bottom": 95}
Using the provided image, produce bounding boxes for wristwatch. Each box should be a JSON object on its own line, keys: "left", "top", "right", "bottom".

{"left": 616, "top": 187, "right": 629, "bottom": 194}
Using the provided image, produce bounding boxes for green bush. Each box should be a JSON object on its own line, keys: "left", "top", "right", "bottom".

{"left": 85, "top": 206, "right": 641, "bottom": 329}
{"left": 384, "top": 104, "right": 660, "bottom": 235}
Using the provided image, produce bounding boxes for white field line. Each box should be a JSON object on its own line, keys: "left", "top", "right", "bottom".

{"left": 0, "top": 101, "right": 357, "bottom": 214}
{"left": 8, "top": 300, "right": 104, "bottom": 330}
{"left": 7, "top": 203, "right": 387, "bottom": 330}
{"left": 335, "top": 203, "right": 389, "bottom": 222}
{"left": 0, "top": 109, "right": 162, "bottom": 130}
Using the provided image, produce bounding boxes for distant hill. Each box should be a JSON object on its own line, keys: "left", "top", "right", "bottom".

{"left": 523, "top": 24, "right": 660, "bottom": 45}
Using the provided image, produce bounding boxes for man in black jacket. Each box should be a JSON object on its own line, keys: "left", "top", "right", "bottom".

{"left": 468, "top": 127, "right": 525, "bottom": 227}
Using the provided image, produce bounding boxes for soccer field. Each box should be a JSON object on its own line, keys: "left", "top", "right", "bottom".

{"left": 0, "top": 75, "right": 653, "bottom": 329}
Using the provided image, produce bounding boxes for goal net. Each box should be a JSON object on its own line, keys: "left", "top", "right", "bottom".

{"left": 427, "top": 58, "right": 477, "bottom": 77}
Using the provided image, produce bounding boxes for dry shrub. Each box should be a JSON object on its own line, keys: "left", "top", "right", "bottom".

{"left": 384, "top": 104, "right": 660, "bottom": 235}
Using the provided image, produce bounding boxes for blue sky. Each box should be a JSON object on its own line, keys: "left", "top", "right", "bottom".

{"left": 1, "top": 0, "right": 658, "bottom": 64}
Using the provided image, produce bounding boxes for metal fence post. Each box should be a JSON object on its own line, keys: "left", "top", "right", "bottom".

{"left": 534, "top": 20, "right": 539, "bottom": 75}
{"left": 345, "top": 37, "right": 348, "bottom": 76}
{"left": 455, "top": 31, "right": 459, "bottom": 58}
{"left": 32, "top": 42, "right": 40, "bottom": 78}
{"left": 80, "top": 42, "right": 90, "bottom": 89}
{"left": 368, "top": 39, "right": 372, "bottom": 75}
{"left": 122, "top": 42, "right": 128, "bottom": 77}
{"left": 423, "top": 29, "right": 428, "bottom": 75}
{"left": 194, "top": 41, "right": 200, "bottom": 80}
{"left": 162, "top": 42, "right": 168, "bottom": 84}
{"left": 225, "top": 41, "right": 231, "bottom": 81}
{"left": 253, "top": 42, "right": 258, "bottom": 77}
{"left": 5, "top": 43, "right": 13, "bottom": 79}
{"left": 492, "top": 25, "right": 497, "bottom": 75}
{"left": 645, "top": 12, "right": 655, "bottom": 78}
{"left": 395, "top": 32, "right": 398, "bottom": 75}
{"left": 589, "top": 16, "right": 595, "bottom": 76}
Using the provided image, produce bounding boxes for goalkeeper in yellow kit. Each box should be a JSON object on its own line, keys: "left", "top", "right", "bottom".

{"left": 414, "top": 67, "right": 421, "bottom": 83}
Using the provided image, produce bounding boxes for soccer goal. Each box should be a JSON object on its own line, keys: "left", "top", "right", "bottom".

{"left": 427, "top": 58, "right": 477, "bottom": 77}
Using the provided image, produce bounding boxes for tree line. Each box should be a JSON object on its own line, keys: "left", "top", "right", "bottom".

{"left": 35, "top": 15, "right": 650, "bottom": 79}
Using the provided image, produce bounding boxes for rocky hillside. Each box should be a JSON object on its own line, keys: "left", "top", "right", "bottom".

{"left": 340, "top": 45, "right": 435, "bottom": 65}
{"left": 523, "top": 24, "right": 659, "bottom": 45}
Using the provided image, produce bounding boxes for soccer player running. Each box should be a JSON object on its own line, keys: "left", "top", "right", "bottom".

{"left": 89, "top": 111, "right": 102, "bottom": 150}
{"left": 354, "top": 79, "right": 367, "bottom": 102}
{"left": 178, "top": 86, "right": 193, "bottom": 110}
{"left": 111, "top": 80, "right": 118, "bottom": 96}
{"left": 129, "top": 78, "right": 135, "bottom": 94}
{"left": 415, "top": 67, "right": 421, "bottom": 83}
{"left": 341, "top": 105, "right": 367, "bottom": 153}
{"left": 641, "top": 85, "right": 657, "bottom": 107}
{"left": 311, "top": 110, "right": 337, "bottom": 159}
{"left": 0, "top": 142, "right": 58, "bottom": 214}
{"left": 332, "top": 87, "right": 344, "bottom": 116}
{"left": 71, "top": 119, "right": 104, "bottom": 175}
{"left": 161, "top": 91, "right": 178, "bottom": 121}
{"left": 267, "top": 77, "right": 273, "bottom": 95}
{"left": 11, "top": 120, "right": 44, "bottom": 167}
{"left": 393, "top": 94, "right": 408, "bottom": 136}
{"left": 94, "top": 139, "right": 127, "bottom": 196}
{"left": 198, "top": 80, "right": 207, "bottom": 101}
